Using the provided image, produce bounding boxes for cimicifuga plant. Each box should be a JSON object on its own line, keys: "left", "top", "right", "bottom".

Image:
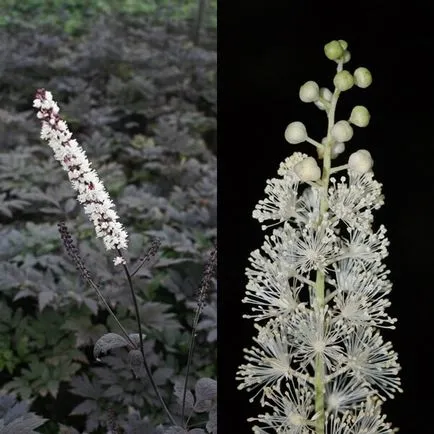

{"left": 33, "top": 88, "right": 217, "bottom": 433}
{"left": 236, "top": 40, "right": 402, "bottom": 433}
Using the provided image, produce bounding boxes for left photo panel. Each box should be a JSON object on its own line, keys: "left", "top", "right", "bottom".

{"left": 0, "top": 2, "right": 216, "bottom": 433}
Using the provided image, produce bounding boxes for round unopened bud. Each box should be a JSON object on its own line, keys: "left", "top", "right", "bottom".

{"left": 331, "top": 120, "right": 354, "bottom": 142}
{"left": 333, "top": 70, "right": 354, "bottom": 91}
{"left": 331, "top": 141, "right": 346, "bottom": 158}
{"left": 294, "top": 157, "right": 321, "bottom": 182}
{"left": 350, "top": 105, "right": 370, "bottom": 127}
{"left": 348, "top": 149, "right": 373, "bottom": 174}
{"left": 284, "top": 121, "right": 307, "bottom": 144}
{"left": 324, "top": 40, "right": 344, "bottom": 60}
{"left": 299, "top": 81, "right": 320, "bottom": 103}
{"left": 342, "top": 50, "right": 351, "bottom": 63}
{"left": 338, "top": 40, "right": 348, "bottom": 50}
{"left": 354, "top": 67, "right": 372, "bottom": 88}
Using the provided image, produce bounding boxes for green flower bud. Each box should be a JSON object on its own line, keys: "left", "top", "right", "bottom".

{"left": 348, "top": 149, "right": 373, "bottom": 174}
{"left": 342, "top": 50, "right": 351, "bottom": 64}
{"left": 331, "top": 120, "right": 354, "bottom": 142}
{"left": 350, "top": 105, "right": 371, "bottom": 127}
{"left": 354, "top": 67, "right": 372, "bottom": 88}
{"left": 299, "top": 81, "right": 320, "bottom": 103}
{"left": 284, "top": 121, "right": 307, "bottom": 144}
{"left": 333, "top": 70, "right": 354, "bottom": 92}
{"left": 324, "top": 40, "right": 344, "bottom": 60}
{"left": 338, "top": 40, "right": 348, "bottom": 50}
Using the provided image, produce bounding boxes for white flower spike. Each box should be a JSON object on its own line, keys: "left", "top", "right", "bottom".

{"left": 237, "top": 41, "right": 400, "bottom": 434}
{"left": 33, "top": 88, "right": 128, "bottom": 265}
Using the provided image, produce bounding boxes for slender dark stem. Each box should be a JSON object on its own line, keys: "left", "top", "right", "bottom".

{"left": 117, "top": 248, "right": 177, "bottom": 426}
{"left": 181, "top": 305, "right": 200, "bottom": 424}
{"left": 87, "top": 275, "right": 135, "bottom": 348}
{"left": 130, "top": 238, "right": 161, "bottom": 278}
{"left": 181, "top": 247, "right": 216, "bottom": 424}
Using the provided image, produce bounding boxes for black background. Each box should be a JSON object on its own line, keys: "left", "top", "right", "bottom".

{"left": 218, "top": 1, "right": 434, "bottom": 433}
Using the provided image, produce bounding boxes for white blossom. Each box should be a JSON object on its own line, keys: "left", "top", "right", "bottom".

{"left": 251, "top": 381, "right": 315, "bottom": 433}
{"left": 328, "top": 171, "right": 384, "bottom": 233}
{"left": 243, "top": 272, "right": 304, "bottom": 322}
{"left": 342, "top": 327, "right": 402, "bottom": 398}
{"left": 331, "top": 260, "right": 396, "bottom": 329}
{"left": 33, "top": 88, "right": 128, "bottom": 263}
{"left": 287, "top": 306, "right": 348, "bottom": 372}
{"left": 237, "top": 321, "right": 295, "bottom": 401}
{"left": 339, "top": 225, "right": 389, "bottom": 265}
{"left": 253, "top": 153, "right": 310, "bottom": 228}
{"left": 326, "top": 398, "right": 394, "bottom": 434}
{"left": 325, "top": 375, "right": 373, "bottom": 414}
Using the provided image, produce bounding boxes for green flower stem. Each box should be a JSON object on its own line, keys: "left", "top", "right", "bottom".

{"left": 314, "top": 72, "right": 341, "bottom": 434}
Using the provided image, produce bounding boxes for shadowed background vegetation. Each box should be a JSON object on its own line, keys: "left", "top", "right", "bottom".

{"left": 0, "top": 1, "right": 216, "bottom": 433}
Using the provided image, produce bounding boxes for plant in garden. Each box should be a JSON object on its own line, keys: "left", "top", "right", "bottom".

{"left": 236, "top": 40, "right": 402, "bottom": 433}
{"left": 33, "top": 88, "right": 217, "bottom": 433}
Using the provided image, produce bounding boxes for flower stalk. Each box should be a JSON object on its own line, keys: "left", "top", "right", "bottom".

{"left": 237, "top": 40, "right": 401, "bottom": 434}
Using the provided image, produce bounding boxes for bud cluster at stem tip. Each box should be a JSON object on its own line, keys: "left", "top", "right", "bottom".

{"left": 284, "top": 39, "right": 374, "bottom": 173}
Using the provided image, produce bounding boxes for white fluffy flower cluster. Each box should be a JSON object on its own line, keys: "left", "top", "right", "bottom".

{"left": 33, "top": 89, "right": 128, "bottom": 266}
{"left": 237, "top": 42, "right": 401, "bottom": 434}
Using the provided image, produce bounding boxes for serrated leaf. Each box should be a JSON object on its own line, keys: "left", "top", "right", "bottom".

{"left": 46, "top": 380, "right": 59, "bottom": 398}
{"left": 69, "top": 375, "right": 101, "bottom": 399}
{"left": 13, "top": 289, "right": 34, "bottom": 301}
{"left": 0, "top": 415, "right": 47, "bottom": 434}
{"left": 83, "top": 297, "right": 98, "bottom": 315}
{"left": 38, "top": 291, "right": 55, "bottom": 312}
{"left": 93, "top": 333, "right": 128, "bottom": 359}
{"left": 70, "top": 399, "right": 98, "bottom": 416}
{"left": 102, "top": 384, "right": 124, "bottom": 398}
{"left": 3, "top": 401, "right": 28, "bottom": 424}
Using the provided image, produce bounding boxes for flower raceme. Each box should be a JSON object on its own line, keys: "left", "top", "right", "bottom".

{"left": 237, "top": 40, "right": 401, "bottom": 434}
{"left": 33, "top": 88, "right": 128, "bottom": 266}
